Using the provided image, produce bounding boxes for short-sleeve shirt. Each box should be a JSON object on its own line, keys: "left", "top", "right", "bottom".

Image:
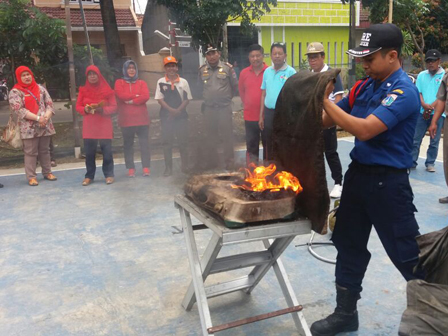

{"left": 238, "top": 63, "right": 268, "bottom": 121}
{"left": 261, "top": 63, "right": 297, "bottom": 109}
{"left": 416, "top": 67, "right": 445, "bottom": 116}
{"left": 337, "top": 68, "right": 420, "bottom": 169}
{"left": 155, "top": 76, "right": 192, "bottom": 119}
{"left": 437, "top": 72, "right": 448, "bottom": 113}
{"left": 313, "top": 64, "right": 344, "bottom": 102}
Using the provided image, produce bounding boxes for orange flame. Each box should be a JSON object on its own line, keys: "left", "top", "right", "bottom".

{"left": 232, "top": 163, "right": 303, "bottom": 194}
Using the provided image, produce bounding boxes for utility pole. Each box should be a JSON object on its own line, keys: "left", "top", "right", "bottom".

{"left": 78, "top": 0, "right": 94, "bottom": 65}
{"left": 388, "top": 0, "right": 393, "bottom": 23}
{"left": 348, "top": 0, "right": 357, "bottom": 88}
{"left": 64, "top": 0, "right": 82, "bottom": 158}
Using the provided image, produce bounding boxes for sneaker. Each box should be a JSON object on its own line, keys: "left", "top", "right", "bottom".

{"left": 426, "top": 165, "right": 436, "bottom": 172}
{"left": 439, "top": 196, "right": 448, "bottom": 204}
{"left": 143, "top": 168, "right": 150, "bottom": 177}
{"left": 128, "top": 168, "right": 136, "bottom": 178}
{"left": 330, "top": 184, "right": 343, "bottom": 198}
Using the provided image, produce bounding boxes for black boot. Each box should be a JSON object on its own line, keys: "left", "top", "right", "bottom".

{"left": 310, "top": 284, "right": 360, "bottom": 336}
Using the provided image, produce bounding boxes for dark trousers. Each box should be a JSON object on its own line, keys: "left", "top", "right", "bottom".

{"left": 121, "top": 125, "right": 150, "bottom": 169}
{"left": 245, "top": 120, "right": 261, "bottom": 165}
{"left": 84, "top": 139, "right": 114, "bottom": 179}
{"left": 323, "top": 126, "right": 343, "bottom": 185}
{"left": 161, "top": 117, "right": 188, "bottom": 169}
{"left": 203, "top": 105, "right": 234, "bottom": 168}
{"left": 262, "top": 107, "right": 275, "bottom": 162}
{"left": 332, "top": 162, "right": 424, "bottom": 293}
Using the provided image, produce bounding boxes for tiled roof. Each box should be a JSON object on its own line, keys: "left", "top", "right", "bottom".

{"left": 358, "top": 2, "right": 371, "bottom": 29}
{"left": 39, "top": 7, "right": 136, "bottom": 27}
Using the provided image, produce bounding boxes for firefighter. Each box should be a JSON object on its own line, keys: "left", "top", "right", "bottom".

{"left": 310, "top": 23, "right": 425, "bottom": 336}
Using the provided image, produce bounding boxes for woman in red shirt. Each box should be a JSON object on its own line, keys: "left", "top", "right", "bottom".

{"left": 76, "top": 65, "right": 117, "bottom": 186}
{"left": 114, "top": 60, "right": 151, "bottom": 177}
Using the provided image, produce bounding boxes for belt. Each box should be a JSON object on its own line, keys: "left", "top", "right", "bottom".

{"left": 350, "top": 160, "right": 408, "bottom": 174}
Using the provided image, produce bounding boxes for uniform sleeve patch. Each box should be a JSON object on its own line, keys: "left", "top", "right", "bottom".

{"left": 382, "top": 94, "right": 398, "bottom": 107}
{"left": 392, "top": 89, "right": 404, "bottom": 94}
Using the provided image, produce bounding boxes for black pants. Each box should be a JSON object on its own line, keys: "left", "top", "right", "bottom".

{"left": 245, "top": 120, "right": 261, "bottom": 165}
{"left": 261, "top": 107, "right": 275, "bottom": 162}
{"left": 121, "top": 125, "right": 150, "bottom": 169}
{"left": 323, "top": 126, "right": 343, "bottom": 185}
{"left": 84, "top": 139, "right": 114, "bottom": 179}
{"left": 161, "top": 117, "right": 188, "bottom": 169}
{"left": 203, "top": 105, "right": 234, "bottom": 168}
{"left": 332, "top": 161, "right": 424, "bottom": 293}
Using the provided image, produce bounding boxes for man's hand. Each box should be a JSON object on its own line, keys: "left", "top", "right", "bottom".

{"left": 429, "top": 122, "right": 438, "bottom": 139}
{"left": 325, "top": 80, "right": 335, "bottom": 98}
{"left": 422, "top": 102, "right": 434, "bottom": 111}
{"left": 259, "top": 118, "right": 264, "bottom": 131}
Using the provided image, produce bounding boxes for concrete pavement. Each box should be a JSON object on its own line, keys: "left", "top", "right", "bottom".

{"left": 0, "top": 141, "right": 447, "bottom": 335}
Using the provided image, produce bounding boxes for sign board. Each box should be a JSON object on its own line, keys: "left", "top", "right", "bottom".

{"left": 178, "top": 41, "right": 191, "bottom": 48}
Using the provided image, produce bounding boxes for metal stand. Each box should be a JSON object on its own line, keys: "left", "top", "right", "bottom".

{"left": 175, "top": 195, "right": 312, "bottom": 336}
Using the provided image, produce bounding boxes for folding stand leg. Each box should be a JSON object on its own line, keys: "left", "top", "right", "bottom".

{"left": 182, "top": 231, "right": 222, "bottom": 310}
{"left": 263, "top": 240, "right": 311, "bottom": 336}
{"left": 179, "top": 207, "right": 215, "bottom": 336}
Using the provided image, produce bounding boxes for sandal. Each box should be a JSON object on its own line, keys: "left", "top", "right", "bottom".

{"left": 82, "top": 178, "right": 93, "bottom": 186}
{"left": 28, "top": 178, "right": 39, "bottom": 186}
{"left": 44, "top": 173, "right": 58, "bottom": 181}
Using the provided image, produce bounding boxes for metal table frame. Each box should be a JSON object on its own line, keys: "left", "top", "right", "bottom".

{"left": 175, "top": 195, "right": 312, "bottom": 335}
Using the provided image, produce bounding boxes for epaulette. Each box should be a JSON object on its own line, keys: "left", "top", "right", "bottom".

{"left": 224, "top": 62, "right": 233, "bottom": 69}
{"left": 199, "top": 64, "right": 207, "bottom": 70}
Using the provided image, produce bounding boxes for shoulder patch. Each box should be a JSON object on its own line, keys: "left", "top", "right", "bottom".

{"left": 392, "top": 89, "right": 404, "bottom": 95}
{"left": 382, "top": 94, "right": 398, "bottom": 107}
{"left": 225, "top": 62, "right": 233, "bottom": 69}
{"left": 199, "top": 64, "right": 206, "bottom": 70}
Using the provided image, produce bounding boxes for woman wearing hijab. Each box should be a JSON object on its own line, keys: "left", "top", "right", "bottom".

{"left": 114, "top": 60, "right": 151, "bottom": 177}
{"left": 76, "top": 65, "right": 117, "bottom": 186}
{"left": 8, "top": 66, "right": 57, "bottom": 186}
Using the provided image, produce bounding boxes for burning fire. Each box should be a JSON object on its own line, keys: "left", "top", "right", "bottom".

{"left": 232, "top": 163, "right": 303, "bottom": 194}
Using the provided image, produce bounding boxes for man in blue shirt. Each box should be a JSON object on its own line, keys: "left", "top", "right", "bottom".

{"left": 411, "top": 49, "right": 445, "bottom": 172}
{"left": 310, "top": 24, "right": 424, "bottom": 336}
{"left": 259, "top": 42, "right": 296, "bottom": 161}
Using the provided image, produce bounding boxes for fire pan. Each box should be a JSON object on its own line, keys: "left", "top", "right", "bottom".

{"left": 184, "top": 173, "right": 297, "bottom": 228}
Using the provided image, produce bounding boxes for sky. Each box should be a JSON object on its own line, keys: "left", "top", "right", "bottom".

{"left": 134, "top": 0, "right": 147, "bottom": 14}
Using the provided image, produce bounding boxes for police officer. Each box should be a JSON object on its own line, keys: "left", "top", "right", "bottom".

{"left": 310, "top": 23, "right": 424, "bottom": 336}
{"left": 199, "top": 44, "right": 238, "bottom": 170}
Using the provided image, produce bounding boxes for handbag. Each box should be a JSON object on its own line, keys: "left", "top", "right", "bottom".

{"left": 1, "top": 113, "right": 23, "bottom": 149}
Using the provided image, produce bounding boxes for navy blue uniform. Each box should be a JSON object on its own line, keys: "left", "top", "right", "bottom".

{"left": 334, "top": 68, "right": 424, "bottom": 292}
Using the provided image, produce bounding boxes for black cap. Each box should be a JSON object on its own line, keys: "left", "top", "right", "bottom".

{"left": 204, "top": 44, "right": 218, "bottom": 55}
{"left": 347, "top": 23, "right": 403, "bottom": 57}
{"left": 425, "top": 49, "right": 441, "bottom": 61}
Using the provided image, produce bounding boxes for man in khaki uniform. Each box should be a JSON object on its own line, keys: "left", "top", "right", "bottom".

{"left": 199, "top": 44, "right": 238, "bottom": 170}
{"left": 429, "top": 72, "right": 448, "bottom": 203}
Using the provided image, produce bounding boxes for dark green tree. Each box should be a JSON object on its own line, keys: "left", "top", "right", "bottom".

{"left": 0, "top": 0, "right": 67, "bottom": 85}
{"left": 99, "top": 0, "right": 124, "bottom": 70}
{"left": 155, "top": 0, "right": 277, "bottom": 50}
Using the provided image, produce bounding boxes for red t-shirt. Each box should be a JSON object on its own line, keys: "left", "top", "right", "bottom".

{"left": 238, "top": 63, "right": 268, "bottom": 121}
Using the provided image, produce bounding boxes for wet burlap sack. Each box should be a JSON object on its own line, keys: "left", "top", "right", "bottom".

{"left": 272, "top": 69, "right": 341, "bottom": 234}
